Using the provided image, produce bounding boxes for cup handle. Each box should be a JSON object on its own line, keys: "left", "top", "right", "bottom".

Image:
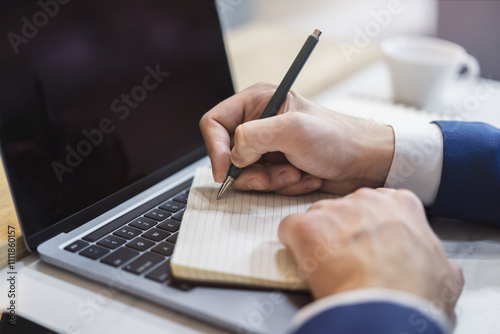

{"left": 460, "top": 54, "right": 480, "bottom": 80}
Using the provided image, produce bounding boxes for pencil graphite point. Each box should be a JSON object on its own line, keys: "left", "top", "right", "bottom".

{"left": 217, "top": 176, "right": 235, "bottom": 200}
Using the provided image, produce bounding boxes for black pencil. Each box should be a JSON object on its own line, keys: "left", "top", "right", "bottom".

{"left": 217, "top": 29, "right": 322, "bottom": 200}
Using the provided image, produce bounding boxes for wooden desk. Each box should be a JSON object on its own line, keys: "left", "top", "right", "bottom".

{"left": 0, "top": 159, "right": 28, "bottom": 268}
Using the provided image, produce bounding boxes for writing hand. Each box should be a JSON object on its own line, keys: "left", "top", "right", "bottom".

{"left": 200, "top": 83, "right": 394, "bottom": 195}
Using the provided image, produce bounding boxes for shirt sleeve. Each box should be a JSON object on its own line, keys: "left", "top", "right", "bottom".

{"left": 289, "top": 288, "right": 452, "bottom": 334}
{"left": 384, "top": 123, "right": 444, "bottom": 207}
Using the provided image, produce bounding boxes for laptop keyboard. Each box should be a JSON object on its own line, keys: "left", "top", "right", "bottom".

{"left": 63, "top": 187, "right": 190, "bottom": 284}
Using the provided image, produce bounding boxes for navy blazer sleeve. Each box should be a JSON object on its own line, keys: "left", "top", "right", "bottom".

{"left": 430, "top": 121, "right": 500, "bottom": 225}
{"left": 292, "top": 301, "right": 445, "bottom": 334}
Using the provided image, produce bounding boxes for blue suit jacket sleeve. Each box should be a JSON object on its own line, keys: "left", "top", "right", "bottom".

{"left": 430, "top": 121, "right": 500, "bottom": 225}
{"left": 292, "top": 301, "right": 445, "bottom": 334}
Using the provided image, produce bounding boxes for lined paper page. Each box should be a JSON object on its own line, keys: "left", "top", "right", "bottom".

{"left": 171, "top": 167, "right": 338, "bottom": 289}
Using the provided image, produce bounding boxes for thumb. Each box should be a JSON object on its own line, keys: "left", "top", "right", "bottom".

{"left": 231, "top": 113, "right": 294, "bottom": 167}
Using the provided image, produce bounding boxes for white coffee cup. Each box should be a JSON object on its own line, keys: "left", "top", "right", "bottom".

{"left": 381, "top": 35, "right": 480, "bottom": 109}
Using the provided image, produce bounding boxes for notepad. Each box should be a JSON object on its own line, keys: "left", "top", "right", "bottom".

{"left": 171, "top": 167, "right": 338, "bottom": 290}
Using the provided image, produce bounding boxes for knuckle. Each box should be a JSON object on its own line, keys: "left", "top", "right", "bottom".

{"left": 280, "top": 213, "right": 316, "bottom": 243}
{"left": 395, "top": 188, "right": 417, "bottom": 200}
{"left": 248, "top": 82, "right": 277, "bottom": 95}
{"left": 309, "top": 199, "right": 337, "bottom": 211}
{"left": 308, "top": 199, "right": 354, "bottom": 224}
{"left": 233, "top": 124, "right": 248, "bottom": 148}
{"left": 199, "top": 113, "right": 209, "bottom": 129}
{"left": 352, "top": 187, "right": 376, "bottom": 199}
{"left": 253, "top": 81, "right": 274, "bottom": 89}
{"left": 283, "top": 112, "right": 306, "bottom": 131}
{"left": 394, "top": 189, "right": 423, "bottom": 209}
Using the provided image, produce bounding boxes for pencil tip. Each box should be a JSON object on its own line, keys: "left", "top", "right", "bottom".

{"left": 217, "top": 176, "right": 235, "bottom": 200}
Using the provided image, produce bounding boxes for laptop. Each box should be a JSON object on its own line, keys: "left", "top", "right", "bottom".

{"left": 0, "top": 1, "right": 311, "bottom": 333}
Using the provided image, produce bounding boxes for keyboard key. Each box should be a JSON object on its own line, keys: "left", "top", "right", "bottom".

{"left": 145, "top": 260, "right": 171, "bottom": 283}
{"left": 126, "top": 237, "right": 155, "bottom": 252}
{"left": 83, "top": 217, "right": 129, "bottom": 242}
{"left": 142, "top": 228, "right": 170, "bottom": 242}
{"left": 151, "top": 241, "right": 175, "bottom": 256}
{"left": 129, "top": 217, "right": 157, "bottom": 230}
{"left": 165, "top": 232, "right": 178, "bottom": 244}
{"left": 145, "top": 209, "right": 170, "bottom": 221}
{"left": 123, "top": 252, "right": 164, "bottom": 275}
{"left": 159, "top": 201, "right": 185, "bottom": 213}
{"left": 170, "top": 209, "right": 184, "bottom": 221}
{"left": 157, "top": 219, "right": 180, "bottom": 232}
{"left": 64, "top": 240, "right": 89, "bottom": 253}
{"left": 173, "top": 192, "right": 189, "bottom": 204}
{"left": 113, "top": 226, "right": 142, "bottom": 240}
{"left": 97, "top": 235, "right": 126, "bottom": 249}
{"left": 79, "top": 245, "right": 110, "bottom": 260}
{"left": 101, "top": 248, "right": 139, "bottom": 267}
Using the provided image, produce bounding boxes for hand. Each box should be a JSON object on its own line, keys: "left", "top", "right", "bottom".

{"left": 278, "top": 188, "right": 464, "bottom": 317}
{"left": 199, "top": 83, "right": 395, "bottom": 195}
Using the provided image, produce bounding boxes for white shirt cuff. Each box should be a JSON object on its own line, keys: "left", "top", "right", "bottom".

{"left": 290, "top": 288, "right": 453, "bottom": 334}
{"left": 384, "top": 123, "right": 444, "bottom": 207}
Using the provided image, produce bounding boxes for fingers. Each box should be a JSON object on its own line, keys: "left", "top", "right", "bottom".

{"left": 275, "top": 175, "right": 323, "bottom": 195}
{"left": 231, "top": 112, "right": 309, "bottom": 168}
{"left": 232, "top": 164, "right": 300, "bottom": 191}
{"left": 278, "top": 211, "right": 324, "bottom": 261}
{"left": 231, "top": 164, "right": 323, "bottom": 194}
{"left": 201, "top": 124, "right": 232, "bottom": 183}
{"left": 200, "top": 83, "right": 278, "bottom": 182}
{"left": 231, "top": 114, "right": 289, "bottom": 167}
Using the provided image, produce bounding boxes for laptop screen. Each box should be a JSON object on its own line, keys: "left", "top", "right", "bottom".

{"left": 0, "top": 0, "right": 234, "bottom": 247}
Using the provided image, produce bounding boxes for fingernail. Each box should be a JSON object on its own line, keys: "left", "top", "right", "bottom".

{"left": 247, "top": 178, "right": 266, "bottom": 190}
{"left": 278, "top": 171, "right": 295, "bottom": 186}
{"left": 304, "top": 177, "right": 321, "bottom": 190}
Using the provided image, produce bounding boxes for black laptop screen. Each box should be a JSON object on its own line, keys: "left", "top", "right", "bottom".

{"left": 0, "top": 1, "right": 233, "bottom": 245}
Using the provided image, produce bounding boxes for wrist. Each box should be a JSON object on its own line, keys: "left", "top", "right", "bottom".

{"left": 320, "top": 115, "right": 395, "bottom": 195}
{"left": 356, "top": 120, "right": 395, "bottom": 189}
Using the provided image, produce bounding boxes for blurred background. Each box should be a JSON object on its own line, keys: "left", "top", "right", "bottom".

{"left": 216, "top": 0, "right": 500, "bottom": 98}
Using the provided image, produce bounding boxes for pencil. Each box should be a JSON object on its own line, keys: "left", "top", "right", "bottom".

{"left": 217, "top": 29, "right": 322, "bottom": 199}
